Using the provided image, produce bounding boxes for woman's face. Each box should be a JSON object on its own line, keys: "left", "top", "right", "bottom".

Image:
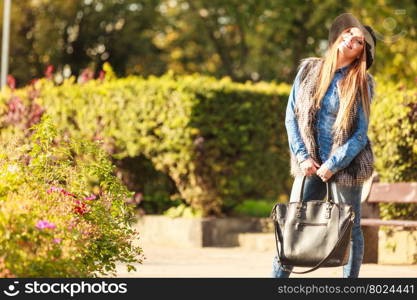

{"left": 337, "top": 27, "right": 365, "bottom": 60}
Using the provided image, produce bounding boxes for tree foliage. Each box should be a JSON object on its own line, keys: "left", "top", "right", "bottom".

{"left": 1, "top": 0, "right": 415, "bottom": 87}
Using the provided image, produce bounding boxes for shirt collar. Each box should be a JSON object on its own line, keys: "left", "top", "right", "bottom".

{"left": 335, "top": 63, "right": 352, "bottom": 75}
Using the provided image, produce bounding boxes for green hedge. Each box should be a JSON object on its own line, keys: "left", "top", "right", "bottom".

{"left": 1, "top": 72, "right": 291, "bottom": 216}
{"left": 369, "top": 78, "right": 417, "bottom": 220}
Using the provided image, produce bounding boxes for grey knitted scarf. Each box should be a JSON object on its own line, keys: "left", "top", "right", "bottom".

{"left": 289, "top": 57, "right": 376, "bottom": 186}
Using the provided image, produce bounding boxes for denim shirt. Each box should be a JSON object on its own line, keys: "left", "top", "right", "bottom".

{"left": 285, "top": 63, "right": 370, "bottom": 174}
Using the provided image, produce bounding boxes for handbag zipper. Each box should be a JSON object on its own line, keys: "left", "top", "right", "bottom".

{"left": 298, "top": 222, "right": 327, "bottom": 226}
{"left": 296, "top": 222, "right": 327, "bottom": 230}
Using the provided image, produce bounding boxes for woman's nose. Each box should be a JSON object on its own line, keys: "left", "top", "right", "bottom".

{"left": 344, "top": 35, "right": 353, "bottom": 47}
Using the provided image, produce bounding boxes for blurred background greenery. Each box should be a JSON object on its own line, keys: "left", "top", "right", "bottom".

{"left": 1, "top": 0, "right": 416, "bottom": 87}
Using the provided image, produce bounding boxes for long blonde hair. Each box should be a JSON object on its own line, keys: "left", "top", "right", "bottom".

{"left": 312, "top": 28, "right": 371, "bottom": 131}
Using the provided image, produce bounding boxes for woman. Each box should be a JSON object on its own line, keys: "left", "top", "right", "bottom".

{"left": 271, "top": 13, "right": 377, "bottom": 278}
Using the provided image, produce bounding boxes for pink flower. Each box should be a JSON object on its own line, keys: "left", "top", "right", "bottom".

{"left": 127, "top": 192, "right": 143, "bottom": 205}
{"left": 98, "top": 70, "right": 106, "bottom": 81}
{"left": 134, "top": 193, "right": 143, "bottom": 203}
{"left": 47, "top": 186, "right": 63, "bottom": 194}
{"left": 46, "top": 186, "right": 77, "bottom": 198}
{"left": 84, "top": 194, "right": 96, "bottom": 201}
{"left": 35, "top": 220, "right": 56, "bottom": 230}
{"left": 64, "top": 191, "right": 76, "bottom": 197}
{"left": 74, "top": 200, "right": 89, "bottom": 215}
{"left": 80, "top": 68, "right": 94, "bottom": 83}
{"left": 53, "top": 238, "right": 62, "bottom": 244}
{"left": 7, "top": 75, "right": 16, "bottom": 90}
{"left": 7, "top": 96, "right": 24, "bottom": 113}
{"left": 45, "top": 65, "right": 54, "bottom": 79}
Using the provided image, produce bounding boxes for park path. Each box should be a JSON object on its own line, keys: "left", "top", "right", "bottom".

{"left": 116, "top": 242, "right": 417, "bottom": 278}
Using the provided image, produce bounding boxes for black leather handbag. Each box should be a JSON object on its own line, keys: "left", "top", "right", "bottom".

{"left": 270, "top": 175, "right": 355, "bottom": 274}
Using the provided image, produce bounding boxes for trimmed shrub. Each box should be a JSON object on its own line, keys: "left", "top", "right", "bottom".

{"left": 1, "top": 72, "right": 291, "bottom": 216}
{"left": 232, "top": 199, "right": 276, "bottom": 218}
{"left": 369, "top": 79, "right": 417, "bottom": 220}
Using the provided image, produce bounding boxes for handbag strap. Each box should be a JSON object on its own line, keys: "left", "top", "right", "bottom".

{"left": 299, "top": 175, "right": 334, "bottom": 203}
{"left": 274, "top": 212, "right": 354, "bottom": 274}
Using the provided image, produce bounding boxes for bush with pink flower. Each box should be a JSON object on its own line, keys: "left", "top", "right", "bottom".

{"left": 0, "top": 115, "right": 144, "bottom": 277}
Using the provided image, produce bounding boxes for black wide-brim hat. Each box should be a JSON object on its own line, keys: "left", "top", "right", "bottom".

{"left": 328, "top": 13, "right": 376, "bottom": 69}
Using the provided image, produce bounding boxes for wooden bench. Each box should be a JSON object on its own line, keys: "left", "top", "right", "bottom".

{"left": 361, "top": 179, "right": 417, "bottom": 228}
{"left": 359, "top": 175, "right": 417, "bottom": 263}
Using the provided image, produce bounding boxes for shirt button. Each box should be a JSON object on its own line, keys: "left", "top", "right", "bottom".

{"left": 358, "top": 134, "right": 362, "bottom": 140}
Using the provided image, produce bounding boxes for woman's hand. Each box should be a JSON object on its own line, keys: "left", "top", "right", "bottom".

{"left": 300, "top": 158, "right": 321, "bottom": 176}
{"left": 316, "top": 165, "right": 334, "bottom": 182}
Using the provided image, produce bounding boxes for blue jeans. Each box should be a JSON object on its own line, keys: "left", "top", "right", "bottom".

{"left": 271, "top": 174, "right": 364, "bottom": 278}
